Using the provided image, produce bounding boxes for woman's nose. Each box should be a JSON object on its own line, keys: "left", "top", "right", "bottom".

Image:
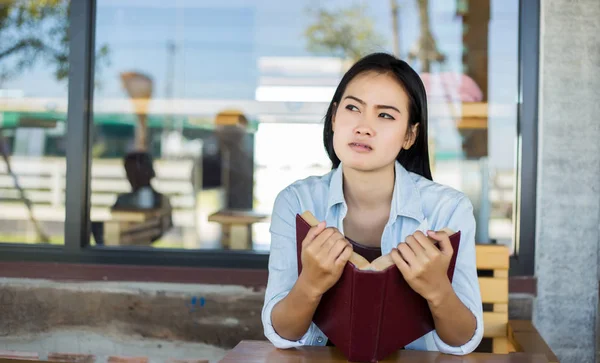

{"left": 354, "top": 126, "right": 372, "bottom": 136}
{"left": 354, "top": 119, "right": 374, "bottom": 136}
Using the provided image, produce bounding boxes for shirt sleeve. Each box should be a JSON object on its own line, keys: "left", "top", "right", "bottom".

{"left": 261, "top": 187, "right": 319, "bottom": 348}
{"left": 432, "top": 196, "right": 484, "bottom": 355}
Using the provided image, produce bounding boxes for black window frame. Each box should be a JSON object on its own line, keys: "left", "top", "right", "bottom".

{"left": 0, "top": 0, "right": 540, "bottom": 278}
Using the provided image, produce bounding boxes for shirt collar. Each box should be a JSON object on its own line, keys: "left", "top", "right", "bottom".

{"left": 327, "top": 161, "right": 425, "bottom": 223}
{"left": 326, "top": 164, "right": 345, "bottom": 210}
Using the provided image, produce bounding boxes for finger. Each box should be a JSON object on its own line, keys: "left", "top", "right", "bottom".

{"left": 397, "top": 242, "right": 417, "bottom": 267}
{"left": 390, "top": 248, "right": 411, "bottom": 276}
{"left": 325, "top": 231, "right": 344, "bottom": 252}
{"left": 302, "top": 221, "right": 326, "bottom": 249}
{"left": 310, "top": 227, "right": 336, "bottom": 250}
{"left": 334, "top": 244, "right": 353, "bottom": 268}
{"left": 306, "top": 229, "right": 335, "bottom": 259}
{"left": 317, "top": 231, "right": 343, "bottom": 260}
{"left": 412, "top": 230, "right": 438, "bottom": 257}
{"left": 327, "top": 239, "right": 349, "bottom": 264}
{"left": 405, "top": 235, "right": 427, "bottom": 263}
{"left": 427, "top": 230, "right": 454, "bottom": 256}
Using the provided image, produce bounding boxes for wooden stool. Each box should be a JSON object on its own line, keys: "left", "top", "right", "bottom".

{"left": 104, "top": 208, "right": 170, "bottom": 246}
{"left": 475, "top": 244, "right": 558, "bottom": 363}
{"left": 208, "top": 209, "right": 268, "bottom": 249}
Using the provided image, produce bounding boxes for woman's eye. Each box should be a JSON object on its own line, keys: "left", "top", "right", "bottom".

{"left": 379, "top": 113, "right": 395, "bottom": 120}
{"left": 345, "top": 104, "right": 359, "bottom": 112}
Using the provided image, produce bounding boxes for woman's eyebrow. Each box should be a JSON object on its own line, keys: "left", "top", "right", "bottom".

{"left": 344, "top": 95, "right": 401, "bottom": 114}
{"left": 344, "top": 95, "right": 366, "bottom": 105}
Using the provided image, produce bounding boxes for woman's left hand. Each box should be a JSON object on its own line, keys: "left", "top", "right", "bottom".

{"left": 390, "top": 230, "right": 453, "bottom": 303}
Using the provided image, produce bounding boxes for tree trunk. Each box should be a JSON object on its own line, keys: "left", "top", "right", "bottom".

{"left": 390, "top": 0, "right": 400, "bottom": 58}
{"left": 408, "top": 0, "right": 445, "bottom": 72}
{"left": 0, "top": 133, "right": 50, "bottom": 243}
{"left": 418, "top": 0, "right": 431, "bottom": 72}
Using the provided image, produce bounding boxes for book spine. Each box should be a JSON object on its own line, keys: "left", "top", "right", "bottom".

{"left": 295, "top": 215, "right": 307, "bottom": 276}
{"left": 447, "top": 231, "right": 461, "bottom": 281}
{"left": 374, "top": 270, "right": 390, "bottom": 361}
{"left": 349, "top": 271, "right": 386, "bottom": 363}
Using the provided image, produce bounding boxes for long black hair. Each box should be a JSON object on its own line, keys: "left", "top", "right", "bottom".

{"left": 323, "top": 52, "right": 432, "bottom": 181}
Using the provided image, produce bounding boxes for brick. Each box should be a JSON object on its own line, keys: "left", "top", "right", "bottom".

{"left": 0, "top": 350, "right": 39, "bottom": 360}
{"left": 48, "top": 353, "right": 96, "bottom": 363}
{"left": 107, "top": 356, "right": 148, "bottom": 363}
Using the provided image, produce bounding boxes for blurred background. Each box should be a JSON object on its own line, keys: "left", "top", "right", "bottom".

{"left": 0, "top": 0, "right": 518, "bottom": 252}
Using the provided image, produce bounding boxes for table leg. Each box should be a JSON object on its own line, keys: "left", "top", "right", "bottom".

{"left": 222, "top": 224, "right": 231, "bottom": 249}
{"left": 246, "top": 224, "right": 253, "bottom": 250}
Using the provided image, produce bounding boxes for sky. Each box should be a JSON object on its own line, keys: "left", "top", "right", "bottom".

{"left": 1, "top": 0, "right": 519, "bottom": 170}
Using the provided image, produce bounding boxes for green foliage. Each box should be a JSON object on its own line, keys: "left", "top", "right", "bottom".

{"left": 0, "top": 0, "right": 110, "bottom": 84}
{"left": 304, "top": 3, "right": 385, "bottom": 62}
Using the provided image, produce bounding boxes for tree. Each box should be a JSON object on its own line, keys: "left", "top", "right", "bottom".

{"left": 0, "top": 0, "right": 109, "bottom": 83}
{"left": 407, "top": 0, "right": 445, "bottom": 72}
{"left": 304, "top": 3, "right": 385, "bottom": 65}
{"left": 0, "top": 0, "right": 110, "bottom": 243}
{"left": 390, "top": 0, "right": 400, "bottom": 58}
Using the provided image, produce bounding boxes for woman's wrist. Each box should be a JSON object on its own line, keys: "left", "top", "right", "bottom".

{"left": 425, "top": 279, "right": 454, "bottom": 309}
{"left": 296, "top": 273, "right": 323, "bottom": 303}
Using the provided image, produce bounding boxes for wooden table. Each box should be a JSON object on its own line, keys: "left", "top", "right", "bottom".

{"left": 102, "top": 208, "right": 168, "bottom": 246}
{"left": 219, "top": 341, "right": 549, "bottom": 363}
{"left": 208, "top": 209, "right": 268, "bottom": 249}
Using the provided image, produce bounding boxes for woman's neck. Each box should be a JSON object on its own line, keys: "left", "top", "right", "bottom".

{"left": 342, "top": 163, "right": 395, "bottom": 211}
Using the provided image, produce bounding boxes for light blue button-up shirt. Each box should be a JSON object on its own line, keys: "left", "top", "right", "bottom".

{"left": 261, "top": 161, "right": 484, "bottom": 355}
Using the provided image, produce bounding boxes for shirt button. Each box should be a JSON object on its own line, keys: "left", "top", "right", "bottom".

{"left": 317, "top": 337, "right": 324, "bottom": 343}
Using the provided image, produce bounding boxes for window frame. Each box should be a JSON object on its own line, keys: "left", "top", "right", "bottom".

{"left": 0, "top": 0, "right": 539, "bottom": 282}
{"left": 510, "top": 0, "right": 540, "bottom": 277}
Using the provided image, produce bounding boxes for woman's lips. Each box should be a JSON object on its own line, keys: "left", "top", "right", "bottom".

{"left": 349, "top": 142, "right": 373, "bottom": 153}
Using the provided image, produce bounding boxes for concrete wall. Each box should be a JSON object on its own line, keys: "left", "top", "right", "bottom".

{"left": 0, "top": 279, "right": 265, "bottom": 361}
{"left": 534, "top": 0, "right": 600, "bottom": 362}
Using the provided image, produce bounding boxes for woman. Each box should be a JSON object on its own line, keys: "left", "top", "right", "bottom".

{"left": 261, "top": 53, "right": 483, "bottom": 355}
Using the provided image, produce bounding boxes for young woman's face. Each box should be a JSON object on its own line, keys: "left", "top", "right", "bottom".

{"left": 332, "top": 71, "right": 418, "bottom": 172}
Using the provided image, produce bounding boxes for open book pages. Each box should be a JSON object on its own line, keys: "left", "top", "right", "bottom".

{"left": 300, "top": 211, "right": 455, "bottom": 272}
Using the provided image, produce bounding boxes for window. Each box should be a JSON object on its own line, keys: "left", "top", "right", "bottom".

{"left": 89, "top": 0, "right": 520, "bottom": 253}
{"left": 0, "top": 0, "right": 72, "bottom": 245}
{"left": 0, "top": 0, "right": 539, "bottom": 279}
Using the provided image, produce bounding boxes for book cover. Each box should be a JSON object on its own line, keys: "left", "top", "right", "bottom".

{"left": 295, "top": 212, "right": 461, "bottom": 363}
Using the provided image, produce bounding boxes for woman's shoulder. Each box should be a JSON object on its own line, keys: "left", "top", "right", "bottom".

{"left": 277, "top": 170, "right": 334, "bottom": 201}
{"left": 408, "top": 171, "right": 471, "bottom": 213}
{"left": 272, "top": 169, "right": 335, "bottom": 218}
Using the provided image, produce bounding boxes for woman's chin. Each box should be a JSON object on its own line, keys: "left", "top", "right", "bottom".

{"left": 339, "top": 152, "right": 398, "bottom": 172}
{"left": 339, "top": 156, "right": 382, "bottom": 172}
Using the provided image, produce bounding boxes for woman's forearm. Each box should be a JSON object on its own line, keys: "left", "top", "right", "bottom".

{"left": 427, "top": 283, "right": 477, "bottom": 347}
{"left": 271, "top": 275, "right": 322, "bottom": 341}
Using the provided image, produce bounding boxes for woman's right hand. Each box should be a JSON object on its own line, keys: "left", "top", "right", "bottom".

{"left": 298, "top": 221, "right": 353, "bottom": 299}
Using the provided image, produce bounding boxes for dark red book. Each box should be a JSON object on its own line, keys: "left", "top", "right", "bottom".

{"left": 295, "top": 211, "right": 461, "bottom": 363}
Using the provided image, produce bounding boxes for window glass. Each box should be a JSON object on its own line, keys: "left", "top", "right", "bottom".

{"left": 0, "top": 0, "right": 75, "bottom": 245}
{"left": 90, "top": 0, "right": 518, "bottom": 253}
